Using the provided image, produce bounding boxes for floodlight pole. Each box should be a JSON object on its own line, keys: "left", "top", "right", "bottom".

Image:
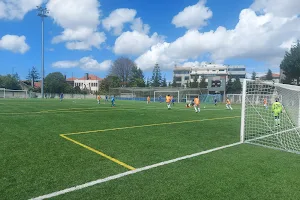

{"left": 37, "top": 6, "right": 49, "bottom": 99}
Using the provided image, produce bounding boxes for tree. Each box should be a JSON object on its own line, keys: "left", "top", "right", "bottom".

{"left": 99, "top": 75, "right": 121, "bottom": 94}
{"left": 110, "top": 57, "right": 135, "bottom": 87}
{"left": 266, "top": 69, "right": 273, "bottom": 80}
{"left": 172, "top": 76, "right": 177, "bottom": 87}
{"left": 0, "top": 74, "right": 21, "bottom": 90}
{"left": 74, "top": 86, "right": 81, "bottom": 94}
{"left": 161, "top": 75, "right": 167, "bottom": 87}
{"left": 191, "top": 76, "right": 199, "bottom": 88}
{"left": 199, "top": 77, "right": 207, "bottom": 88}
{"left": 226, "top": 76, "right": 233, "bottom": 94}
{"left": 26, "top": 66, "right": 40, "bottom": 87}
{"left": 232, "top": 78, "right": 242, "bottom": 93}
{"left": 251, "top": 71, "right": 256, "bottom": 80}
{"left": 129, "top": 65, "right": 145, "bottom": 87}
{"left": 145, "top": 78, "right": 150, "bottom": 87}
{"left": 151, "top": 63, "right": 162, "bottom": 87}
{"left": 280, "top": 40, "right": 300, "bottom": 85}
{"left": 44, "top": 72, "right": 66, "bottom": 94}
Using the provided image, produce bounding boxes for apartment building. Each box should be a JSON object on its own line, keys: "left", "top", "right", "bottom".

{"left": 173, "top": 63, "right": 246, "bottom": 87}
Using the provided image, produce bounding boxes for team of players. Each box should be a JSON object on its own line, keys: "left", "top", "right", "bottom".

{"left": 94, "top": 94, "right": 283, "bottom": 126}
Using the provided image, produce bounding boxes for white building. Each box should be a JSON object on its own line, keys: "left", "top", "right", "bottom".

{"left": 67, "top": 73, "right": 103, "bottom": 93}
{"left": 173, "top": 62, "right": 246, "bottom": 87}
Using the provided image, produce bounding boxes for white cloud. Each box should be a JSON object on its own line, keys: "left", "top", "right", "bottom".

{"left": 136, "top": 4, "right": 300, "bottom": 71}
{"left": 47, "top": 0, "right": 105, "bottom": 50}
{"left": 0, "top": 0, "right": 43, "bottom": 20}
{"left": 0, "top": 34, "right": 29, "bottom": 53}
{"left": 130, "top": 18, "right": 150, "bottom": 34}
{"left": 114, "top": 31, "right": 163, "bottom": 55}
{"left": 102, "top": 8, "right": 136, "bottom": 35}
{"left": 251, "top": 0, "right": 300, "bottom": 18}
{"left": 172, "top": 0, "right": 213, "bottom": 30}
{"left": 52, "top": 57, "right": 112, "bottom": 71}
{"left": 52, "top": 60, "right": 79, "bottom": 68}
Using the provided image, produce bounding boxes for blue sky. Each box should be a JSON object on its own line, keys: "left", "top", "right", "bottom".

{"left": 0, "top": 0, "right": 299, "bottom": 82}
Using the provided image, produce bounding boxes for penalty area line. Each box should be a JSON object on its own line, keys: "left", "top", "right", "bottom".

{"left": 30, "top": 142, "right": 241, "bottom": 200}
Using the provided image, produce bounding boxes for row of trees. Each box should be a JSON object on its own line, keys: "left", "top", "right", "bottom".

{"left": 0, "top": 74, "right": 21, "bottom": 90}
{"left": 99, "top": 58, "right": 170, "bottom": 93}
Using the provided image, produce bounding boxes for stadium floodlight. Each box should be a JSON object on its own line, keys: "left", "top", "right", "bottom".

{"left": 240, "top": 79, "right": 300, "bottom": 154}
{"left": 37, "top": 5, "right": 49, "bottom": 99}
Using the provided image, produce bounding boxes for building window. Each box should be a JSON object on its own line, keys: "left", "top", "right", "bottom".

{"left": 184, "top": 76, "right": 189, "bottom": 80}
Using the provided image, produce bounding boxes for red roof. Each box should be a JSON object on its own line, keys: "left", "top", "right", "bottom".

{"left": 67, "top": 74, "right": 103, "bottom": 81}
{"left": 78, "top": 74, "right": 103, "bottom": 81}
{"left": 34, "top": 82, "right": 41, "bottom": 88}
{"left": 66, "top": 77, "right": 76, "bottom": 81}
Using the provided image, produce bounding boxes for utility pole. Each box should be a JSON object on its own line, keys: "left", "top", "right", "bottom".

{"left": 37, "top": 5, "right": 49, "bottom": 98}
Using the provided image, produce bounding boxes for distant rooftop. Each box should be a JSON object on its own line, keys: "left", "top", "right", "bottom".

{"left": 67, "top": 74, "right": 103, "bottom": 81}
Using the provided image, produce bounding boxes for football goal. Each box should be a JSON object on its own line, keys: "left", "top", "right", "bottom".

{"left": 0, "top": 88, "right": 28, "bottom": 98}
{"left": 185, "top": 94, "right": 199, "bottom": 103}
{"left": 154, "top": 91, "right": 179, "bottom": 103}
{"left": 240, "top": 80, "right": 300, "bottom": 154}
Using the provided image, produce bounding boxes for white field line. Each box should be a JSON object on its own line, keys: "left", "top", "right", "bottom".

{"left": 30, "top": 142, "right": 241, "bottom": 200}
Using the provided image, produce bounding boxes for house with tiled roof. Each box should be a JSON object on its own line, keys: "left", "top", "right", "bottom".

{"left": 260, "top": 73, "right": 280, "bottom": 83}
{"left": 69, "top": 73, "right": 103, "bottom": 93}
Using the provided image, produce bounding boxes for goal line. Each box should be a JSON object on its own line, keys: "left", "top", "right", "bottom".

{"left": 30, "top": 142, "right": 241, "bottom": 200}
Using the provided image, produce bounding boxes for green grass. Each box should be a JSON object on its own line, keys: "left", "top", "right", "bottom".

{"left": 0, "top": 98, "right": 299, "bottom": 200}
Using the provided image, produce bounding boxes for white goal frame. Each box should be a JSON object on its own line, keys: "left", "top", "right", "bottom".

{"left": 154, "top": 91, "right": 180, "bottom": 103}
{"left": 185, "top": 94, "right": 200, "bottom": 103}
{"left": 240, "top": 79, "right": 300, "bottom": 154}
{"left": 0, "top": 88, "right": 28, "bottom": 98}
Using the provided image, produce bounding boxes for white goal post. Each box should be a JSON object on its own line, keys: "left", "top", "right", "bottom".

{"left": 185, "top": 94, "right": 199, "bottom": 103}
{"left": 240, "top": 79, "right": 300, "bottom": 154}
{"left": 154, "top": 91, "right": 180, "bottom": 103}
{"left": 0, "top": 88, "right": 28, "bottom": 98}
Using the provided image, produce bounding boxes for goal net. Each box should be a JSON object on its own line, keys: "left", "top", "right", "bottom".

{"left": 240, "top": 80, "right": 300, "bottom": 154}
{"left": 186, "top": 94, "right": 199, "bottom": 103}
{"left": 154, "top": 91, "right": 179, "bottom": 103}
{"left": 0, "top": 88, "right": 28, "bottom": 98}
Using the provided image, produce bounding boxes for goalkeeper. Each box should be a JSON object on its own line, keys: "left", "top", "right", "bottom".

{"left": 272, "top": 98, "right": 283, "bottom": 126}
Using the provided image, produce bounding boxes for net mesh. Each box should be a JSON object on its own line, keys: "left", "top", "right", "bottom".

{"left": 0, "top": 89, "right": 27, "bottom": 98}
{"left": 243, "top": 80, "right": 300, "bottom": 154}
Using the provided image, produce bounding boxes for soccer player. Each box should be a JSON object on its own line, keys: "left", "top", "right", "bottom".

{"left": 166, "top": 94, "right": 171, "bottom": 109}
{"left": 226, "top": 98, "right": 233, "bottom": 110}
{"left": 263, "top": 98, "right": 268, "bottom": 109}
{"left": 147, "top": 96, "right": 150, "bottom": 104}
{"left": 214, "top": 97, "right": 217, "bottom": 106}
{"left": 272, "top": 98, "right": 283, "bottom": 126}
{"left": 159, "top": 95, "right": 162, "bottom": 103}
{"left": 172, "top": 96, "right": 175, "bottom": 106}
{"left": 60, "top": 93, "right": 64, "bottom": 102}
{"left": 105, "top": 95, "right": 108, "bottom": 102}
{"left": 111, "top": 96, "right": 115, "bottom": 107}
{"left": 194, "top": 96, "right": 200, "bottom": 113}
{"left": 97, "top": 95, "right": 101, "bottom": 104}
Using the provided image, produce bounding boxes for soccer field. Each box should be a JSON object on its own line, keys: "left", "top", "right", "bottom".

{"left": 1, "top": 99, "right": 299, "bottom": 200}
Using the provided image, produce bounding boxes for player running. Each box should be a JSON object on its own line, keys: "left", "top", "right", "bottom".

{"left": 166, "top": 94, "right": 171, "bottom": 110}
{"left": 97, "top": 95, "right": 101, "bottom": 104}
{"left": 147, "top": 96, "right": 150, "bottom": 104}
{"left": 171, "top": 96, "right": 175, "bottom": 106}
{"left": 214, "top": 97, "right": 217, "bottom": 106}
{"left": 272, "top": 98, "right": 283, "bottom": 126}
{"left": 263, "top": 98, "right": 268, "bottom": 109}
{"left": 226, "top": 98, "right": 233, "bottom": 110}
{"left": 60, "top": 93, "right": 64, "bottom": 102}
{"left": 194, "top": 96, "right": 200, "bottom": 113}
{"left": 111, "top": 96, "right": 115, "bottom": 107}
{"left": 159, "top": 95, "right": 162, "bottom": 103}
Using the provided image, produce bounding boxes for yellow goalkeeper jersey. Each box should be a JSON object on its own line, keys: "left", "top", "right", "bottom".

{"left": 272, "top": 102, "right": 282, "bottom": 116}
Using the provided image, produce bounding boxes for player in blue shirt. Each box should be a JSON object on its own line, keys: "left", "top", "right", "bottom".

{"left": 111, "top": 96, "right": 115, "bottom": 107}
{"left": 214, "top": 97, "right": 217, "bottom": 106}
{"left": 159, "top": 95, "right": 162, "bottom": 103}
{"left": 60, "top": 93, "right": 64, "bottom": 102}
